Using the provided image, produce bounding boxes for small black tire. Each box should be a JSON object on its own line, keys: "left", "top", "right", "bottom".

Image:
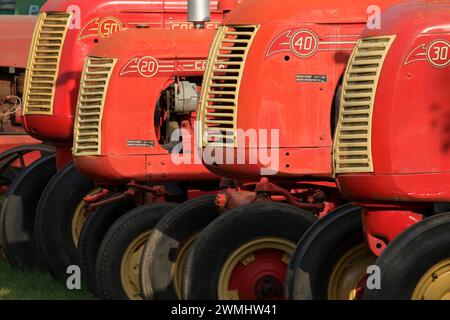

{"left": 285, "top": 204, "right": 374, "bottom": 300}
{"left": 140, "top": 195, "right": 219, "bottom": 300}
{"left": 0, "top": 155, "right": 56, "bottom": 270}
{"left": 95, "top": 203, "right": 176, "bottom": 300}
{"left": 78, "top": 197, "right": 136, "bottom": 296}
{"left": 34, "top": 162, "right": 95, "bottom": 279}
{"left": 183, "top": 202, "right": 317, "bottom": 300}
{"left": 364, "top": 212, "right": 450, "bottom": 300}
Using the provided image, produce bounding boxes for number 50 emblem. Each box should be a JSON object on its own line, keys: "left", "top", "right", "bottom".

{"left": 290, "top": 30, "right": 319, "bottom": 58}
{"left": 98, "top": 17, "right": 122, "bottom": 38}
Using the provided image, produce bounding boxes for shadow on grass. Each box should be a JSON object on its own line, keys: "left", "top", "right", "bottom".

{"left": 0, "top": 258, "right": 94, "bottom": 300}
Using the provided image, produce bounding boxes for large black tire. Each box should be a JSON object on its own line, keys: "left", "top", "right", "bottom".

{"left": 0, "top": 144, "right": 54, "bottom": 187}
{"left": 140, "top": 195, "right": 219, "bottom": 300}
{"left": 95, "top": 203, "right": 176, "bottom": 300}
{"left": 34, "top": 162, "right": 95, "bottom": 279}
{"left": 0, "top": 155, "right": 56, "bottom": 270}
{"left": 78, "top": 198, "right": 136, "bottom": 296}
{"left": 364, "top": 213, "right": 450, "bottom": 300}
{"left": 183, "top": 202, "right": 317, "bottom": 300}
{"left": 0, "top": 144, "right": 54, "bottom": 250}
{"left": 285, "top": 204, "right": 375, "bottom": 300}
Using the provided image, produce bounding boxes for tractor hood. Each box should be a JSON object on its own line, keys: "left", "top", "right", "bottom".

{"left": 87, "top": 27, "right": 216, "bottom": 60}
{"left": 0, "top": 15, "right": 37, "bottom": 68}
{"left": 363, "top": 0, "right": 450, "bottom": 37}
{"left": 42, "top": 0, "right": 221, "bottom": 14}
{"left": 222, "top": 0, "right": 398, "bottom": 25}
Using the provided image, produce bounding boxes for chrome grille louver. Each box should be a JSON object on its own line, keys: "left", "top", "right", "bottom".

{"left": 73, "top": 57, "right": 117, "bottom": 156}
{"left": 333, "top": 36, "right": 396, "bottom": 174}
{"left": 23, "top": 12, "right": 72, "bottom": 115}
{"left": 198, "top": 25, "right": 260, "bottom": 148}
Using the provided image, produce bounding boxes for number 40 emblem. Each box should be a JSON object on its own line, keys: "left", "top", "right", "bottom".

{"left": 290, "top": 30, "right": 320, "bottom": 58}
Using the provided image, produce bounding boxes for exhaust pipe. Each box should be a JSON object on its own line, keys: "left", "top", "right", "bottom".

{"left": 188, "top": 0, "right": 211, "bottom": 29}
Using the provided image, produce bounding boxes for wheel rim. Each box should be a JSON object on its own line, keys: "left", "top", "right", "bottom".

{"left": 218, "top": 238, "right": 295, "bottom": 300}
{"left": 412, "top": 259, "right": 450, "bottom": 300}
{"left": 120, "top": 231, "right": 152, "bottom": 300}
{"left": 71, "top": 188, "right": 101, "bottom": 248}
{"left": 327, "top": 244, "right": 376, "bottom": 300}
{"left": 173, "top": 234, "right": 198, "bottom": 300}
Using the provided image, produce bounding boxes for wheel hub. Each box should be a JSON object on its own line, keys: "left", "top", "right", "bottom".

{"left": 218, "top": 238, "right": 295, "bottom": 300}
{"left": 71, "top": 188, "right": 102, "bottom": 248}
{"left": 327, "top": 244, "right": 376, "bottom": 300}
{"left": 173, "top": 234, "right": 198, "bottom": 299}
{"left": 413, "top": 259, "right": 450, "bottom": 300}
{"left": 255, "top": 275, "right": 283, "bottom": 299}
{"left": 120, "top": 231, "right": 152, "bottom": 300}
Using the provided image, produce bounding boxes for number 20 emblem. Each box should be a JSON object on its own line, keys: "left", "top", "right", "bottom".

{"left": 137, "top": 56, "right": 159, "bottom": 78}
{"left": 290, "top": 30, "right": 319, "bottom": 58}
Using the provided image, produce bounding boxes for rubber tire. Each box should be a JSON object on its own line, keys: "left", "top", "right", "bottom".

{"left": 285, "top": 204, "right": 365, "bottom": 300}
{"left": 78, "top": 197, "right": 136, "bottom": 296}
{"left": 0, "top": 155, "right": 56, "bottom": 270}
{"left": 0, "top": 143, "right": 54, "bottom": 186}
{"left": 0, "top": 144, "right": 54, "bottom": 256}
{"left": 34, "top": 162, "right": 95, "bottom": 279}
{"left": 183, "top": 202, "right": 317, "bottom": 300}
{"left": 140, "top": 195, "right": 219, "bottom": 300}
{"left": 364, "top": 213, "right": 450, "bottom": 300}
{"left": 95, "top": 203, "right": 176, "bottom": 300}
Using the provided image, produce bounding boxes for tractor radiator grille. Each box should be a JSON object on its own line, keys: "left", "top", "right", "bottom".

{"left": 333, "top": 36, "right": 396, "bottom": 174}
{"left": 198, "top": 25, "right": 259, "bottom": 148}
{"left": 23, "top": 12, "right": 72, "bottom": 115}
{"left": 73, "top": 57, "right": 117, "bottom": 156}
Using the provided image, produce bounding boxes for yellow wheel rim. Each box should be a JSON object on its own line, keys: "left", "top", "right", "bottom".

{"left": 71, "top": 188, "right": 102, "bottom": 248}
{"left": 120, "top": 231, "right": 152, "bottom": 300}
{"left": 412, "top": 259, "right": 450, "bottom": 300}
{"left": 172, "top": 234, "right": 198, "bottom": 300}
{"left": 218, "top": 237, "right": 295, "bottom": 300}
{"left": 327, "top": 244, "right": 376, "bottom": 300}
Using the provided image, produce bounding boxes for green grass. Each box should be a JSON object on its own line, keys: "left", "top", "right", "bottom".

{"left": 0, "top": 258, "right": 94, "bottom": 300}
{"left": 0, "top": 196, "right": 93, "bottom": 300}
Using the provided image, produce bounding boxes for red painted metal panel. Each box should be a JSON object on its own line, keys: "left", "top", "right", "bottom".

{"left": 337, "top": 1, "right": 450, "bottom": 205}
{"left": 22, "top": 0, "right": 225, "bottom": 148}
{"left": 74, "top": 28, "right": 219, "bottom": 183}
{"left": 206, "top": 0, "right": 404, "bottom": 181}
{"left": 0, "top": 15, "right": 37, "bottom": 68}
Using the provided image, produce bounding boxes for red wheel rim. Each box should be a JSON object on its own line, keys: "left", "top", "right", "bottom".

{"left": 218, "top": 238, "right": 295, "bottom": 300}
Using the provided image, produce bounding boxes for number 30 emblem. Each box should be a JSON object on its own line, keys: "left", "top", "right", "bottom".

{"left": 290, "top": 30, "right": 319, "bottom": 58}
{"left": 426, "top": 40, "right": 450, "bottom": 68}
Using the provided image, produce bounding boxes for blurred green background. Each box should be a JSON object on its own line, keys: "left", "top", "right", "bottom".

{"left": 1, "top": 0, "right": 45, "bottom": 15}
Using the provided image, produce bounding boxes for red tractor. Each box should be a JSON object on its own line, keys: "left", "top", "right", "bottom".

{"left": 71, "top": 1, "right": 245, "bottom": 300}
{"left": 0, "top": 0, "right": 224, "bottom": 276}
{"left": 0, "top": 15, "right": 53, "bottom": 192}
{"left": 73, "top": 28, "right": 220, "bottom": 300}
{"left": 287, "top": 0, "right": 450, "bottom": 300}
{"left": 135, "top": 0, "right": 404, "bottom": 300}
